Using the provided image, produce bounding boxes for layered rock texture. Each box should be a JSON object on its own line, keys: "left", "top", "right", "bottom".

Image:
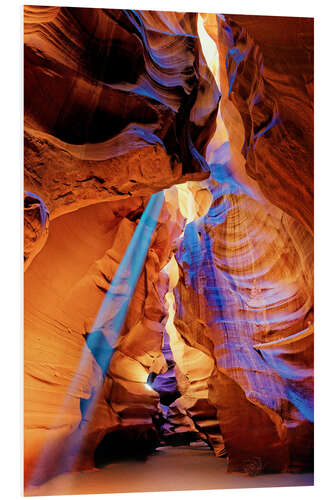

{"left": 24, "top": 7, "right": 314, "bottom": 489}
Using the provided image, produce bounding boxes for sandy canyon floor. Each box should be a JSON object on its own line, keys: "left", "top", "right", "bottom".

{"left": 25, "top": 444, "right": 314, "bottom": 496}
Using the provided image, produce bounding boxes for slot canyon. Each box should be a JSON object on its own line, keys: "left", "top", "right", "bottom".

{"left": 24, "top": 6, "right": 314, "bottom": 495}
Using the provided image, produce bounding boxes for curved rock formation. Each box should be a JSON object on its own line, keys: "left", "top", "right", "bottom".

{"left": 24, "top": 6, "right": 219, "bottom": 267}
{"left": 24, "top": 195, "right": 180, "bottom": 484}
{"left": 24, "top": 7, "right": 314, "bottom": 491}
{"left": 172, "top": 13, "right": 313, "bottom": 473}
{"left": 174, "top": 186, "right": 313, "bottom": 472}
{"left": 24, "top": 191, "right": 49, "bottom": 269}
{"left": 222, "top": 14, "right": 314, "bottom": 234}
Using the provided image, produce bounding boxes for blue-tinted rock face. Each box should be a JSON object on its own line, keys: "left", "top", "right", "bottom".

{"left": 174, "top": 180, "right": 313, "bottom": 472}
{"left": 152, "top": 332, "right": 180, "bottom": 406}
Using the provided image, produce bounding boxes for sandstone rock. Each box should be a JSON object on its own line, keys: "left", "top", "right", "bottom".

{"left": 24, "top": 191, "right": 185, "bottom": 485}
{"left": 174, "top": 183, "right": 313, "bottom": 472}
{"left": 222, "top": 14, "right": 313, "bottom": 234}
{"left": 24, "top": 191, "right": 49, "bottom": 270}
{"left": 24, "top": 7, "right": 222, "bottom": 266}
{"left": 24, "top": 8, "right": 314, "bottom": 488}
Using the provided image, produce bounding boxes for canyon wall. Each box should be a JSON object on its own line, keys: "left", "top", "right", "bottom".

{"left": 24, "top": 6, "right": 219, "bottom": 268}
{"left": 172, "top": 13, "right": 313, "bottom": 473}
{"left": 24, "top": 7, "right": 314, "bottom": 486}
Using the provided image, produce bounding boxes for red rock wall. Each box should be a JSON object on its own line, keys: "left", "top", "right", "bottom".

{"left": 24, "top": 7, "right": 314, "bottom": 487}
{"left": 24, "top": 196, "right": 181, "bottom": 484}
{"left": 222, "top": 14, "right": 313, "bottom": 234}
{"left": 172, "top": 13, "right": 314, "bottom": 473}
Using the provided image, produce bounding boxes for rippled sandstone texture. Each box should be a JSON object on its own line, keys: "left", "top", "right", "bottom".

{"left": 174, "top": 185, "right": 313, "bottom": 473}
{"left": 172, "top": 13, "right": 313, "bottom": 473}
{"left": 25, "top": 194, "right": 185, "bottom": 484}
{"left": 24, "top": 6, "right": 219, "bottom": 268}
{"left": 24, "top": 7, "right": 313, "bottom": 489}
{"left": 223, "top": 15, "right": 314, "bottom": 234}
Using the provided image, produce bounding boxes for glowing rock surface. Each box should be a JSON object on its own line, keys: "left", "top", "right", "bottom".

{"left": 24, "top": 7, "right": 313, "bottom": 488}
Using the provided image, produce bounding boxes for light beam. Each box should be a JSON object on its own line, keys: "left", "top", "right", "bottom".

{"left": 28, "top": 190, "right": 165, "bottom": 485}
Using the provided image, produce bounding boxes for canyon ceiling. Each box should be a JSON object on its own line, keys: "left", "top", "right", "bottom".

{"left": 24, "top": 5, "right": 314, "bottom": 489}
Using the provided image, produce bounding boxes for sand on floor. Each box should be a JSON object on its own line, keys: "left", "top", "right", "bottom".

{"left": 25, "top": 444, "right": 314, "bottom": 496}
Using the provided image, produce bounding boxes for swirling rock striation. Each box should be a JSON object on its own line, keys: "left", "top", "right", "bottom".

{"left": 24, "top": 7, "right": 314, "bottom": 488}
{"left": 24, "top": 6, "right": 220, "bottom": 266}
{"left": 221, "top": 14, "right": 313, "bottom": 234}
{"left": 174, "top": 179, "right": 313, "bottom": 472}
